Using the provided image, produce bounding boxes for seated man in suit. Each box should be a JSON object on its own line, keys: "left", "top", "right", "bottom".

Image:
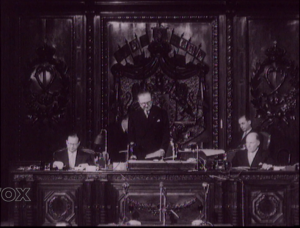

{"left": 232, "top": 132, "right": 273, "bottom": 169}
{"left": 128, "top": 89, "right": 170, "bottom": 160}
{"left": 53, "top": 132, "right": 95, "bottom": 169}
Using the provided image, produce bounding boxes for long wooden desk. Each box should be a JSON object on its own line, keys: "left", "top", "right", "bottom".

{"left": 9, "top": 169, "right": 299, "bottom": 226}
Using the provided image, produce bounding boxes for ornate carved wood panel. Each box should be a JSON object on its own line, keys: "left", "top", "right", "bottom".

{"left": 17, "top": 15, "right": 86, "bottom": 162}
{"left": 10, "top": 170, "right": 299, "bottom": 226}
{"left": 242, "top": 177, "right": 297, "bottom": 226}
{"left": 37, "top": 183, "right": 82, "bottom": 226}
{"left": 233, "top": 16, "right": 299, "bottom": 163}
{"left": 106, "top": 174, "right": 218, "bottom": 225}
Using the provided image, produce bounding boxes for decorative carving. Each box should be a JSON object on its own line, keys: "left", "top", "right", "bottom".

{"left": 107, "top": 174, "right": 211, "bottom": 181}
{"left": 45, "top": 191, "right": 75, "bottom": 224}
{"left": 242, "top": 174, "right": 299, "bottom": 181}
{"left": 226, "top": 16, "right": 234, "bottom": 147}
{"left": 35, "top": 174, "right": 87, "bottom": 181}
{"left": 86, "top": 173, "right": 108, "bottom": 181}
{"left": 13, "top": 174, "right": 34, "bottom": 181}
{"left": 86, "top": 13, "right": 95, "bottom": 147}
{"left": 251, "top": 41, "right": 299, "bottom": 131}
{"left": 251, "top": 191, "right": 283, "bottom": 224}
{"left": 212, "top": 19, "right": 219, "bottom": 148}
{"left": 24, "top": 43, "right": 69, "bottom": 127}
{"left": 125, "top": 196, "right": 197, "bottom": 216}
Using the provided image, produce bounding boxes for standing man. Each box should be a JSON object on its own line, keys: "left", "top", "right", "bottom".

{"left": 53, "top": 132, "right": 95, "bottom": 169}
{"left": 233, "top": 114, "right": 254, "bottom": 150}
{"left": 128, "top": 89, "right": 170, "bottom": 160}
{"left": 232, "top": 132, "right": 273, "bottom": 168}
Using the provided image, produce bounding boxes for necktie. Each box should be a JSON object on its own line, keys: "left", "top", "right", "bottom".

{"left": 145, "top": 110, "right": 149, "bottom": 118}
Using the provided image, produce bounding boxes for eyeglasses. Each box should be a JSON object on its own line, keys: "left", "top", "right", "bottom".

{"left": 67, "top": 142, "right": 79, "bottom": 146}
{"left": 139, "top": 101, "right": 152, "bottom": 106}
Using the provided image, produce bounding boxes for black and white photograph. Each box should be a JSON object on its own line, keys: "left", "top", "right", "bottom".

{"left": 1, "top": 0, "right": 299, "bottom": 226}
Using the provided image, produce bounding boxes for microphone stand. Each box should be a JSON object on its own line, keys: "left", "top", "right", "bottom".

{"left": 196, "top": 144, "right": 199, "bottom": 170}
{"left": 202, "top": 182, "right": 212, "bottom": 226}
{"left": 159, "top": 182, "right": 167, "bottom": 225}
{"left": 94, "top": 129, "right": 108, "bottom": 169}
{"left": 170, "top": 139, "right": 177, "bottom": 161}
{"left": 119, "top": 182, "right": 130, "bottom": 224}
{"left": 159, "top": 182, "right": 163, "bottom": 222}
{"left": 102, "top": 129, "right": 108, "bottom": 168}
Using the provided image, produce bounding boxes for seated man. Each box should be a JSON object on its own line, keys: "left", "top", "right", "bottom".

{"left": 232, "top": 132, "right": 273, "bottom": 169}
{"left": 226, "top": 114, "right": 255, "bottom": 162}
{"left": 53, "top": 132, "right": 95, "bottom": 169}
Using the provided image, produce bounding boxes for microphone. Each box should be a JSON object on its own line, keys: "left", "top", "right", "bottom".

{"left": 94, "top": 134, "right": 103, "bottom": 145}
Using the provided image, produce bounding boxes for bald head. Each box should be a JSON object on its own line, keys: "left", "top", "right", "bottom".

{"left": 245, "top": 132, "right": 260, "bottom": 153}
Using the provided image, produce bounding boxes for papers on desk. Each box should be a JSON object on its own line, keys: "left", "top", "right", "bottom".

{"left": 179, "top": 149, "right": 225, "bottom": 157}
{"left": 128, "top": 160, "right": 197, "bottom": 164}
{"left": 199, "top": 149, "right": 225, "bottom": 156}
{"left": 231, "top": 166, "right": 250, "bottom": 170}
{"left": 127, "top": 160, "right": 197, "bottom": 171}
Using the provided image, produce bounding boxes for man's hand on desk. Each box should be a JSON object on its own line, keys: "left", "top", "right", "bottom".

{"left": 145, "top": 149, "right": 165, "bottom": 159}
{"left": 53, "top": 161, "right": 64, "bottom": 170}
{"left": 78, "top": 163, "right": 89, "bottom": 168}
{"left": 259, "top": 163, "right": 273, "bottom": 170}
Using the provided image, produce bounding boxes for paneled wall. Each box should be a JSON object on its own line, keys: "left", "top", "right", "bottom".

{"left": 1, "top": 0, "right": 299, "bottom": 221}
{"left": 233, "top": 15, "right": 299, "bottom": 164}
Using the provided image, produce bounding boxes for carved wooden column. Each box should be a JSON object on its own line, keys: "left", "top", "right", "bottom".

{"left": 225, "top": 10, "right": 234, "bottom": 149}
{"left": 87, "top": 173, "right": 108, "bottom": 225}
{"left": 83, "top": 180, "right": 93, "bottom": 226}
{"left": 213, "top": 181, "right": 224, "bottom": 223}
{"left": 223, "top": 180, "right": 240, "bottom": 226}
{"left": 12, "top": 174, "right": 34, "bottom": 226}
{"left": 86, "top": 9, "right": 95, "bottom": 148}
{"left": 291, "top": 175, "right": 299, "bottom": 225}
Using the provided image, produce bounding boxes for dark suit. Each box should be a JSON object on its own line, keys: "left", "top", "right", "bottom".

{"left": 232, "top": 147, "right": 273, "bottom": 168}
{"left": 53, "top": 148, "right": 95, "bottom": 169}
{"left": 108, "top": 121, "right": 128, "bottom": 162}
{"left": 128, "top": 105, "right": 170, "bottom": 160}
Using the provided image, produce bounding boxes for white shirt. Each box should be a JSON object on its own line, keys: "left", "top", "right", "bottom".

{"left": 247, "top": 148, "right": 258, "bottom": 166}
{"left": 68, "top": 151, "right": 77, "bottom": 168}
